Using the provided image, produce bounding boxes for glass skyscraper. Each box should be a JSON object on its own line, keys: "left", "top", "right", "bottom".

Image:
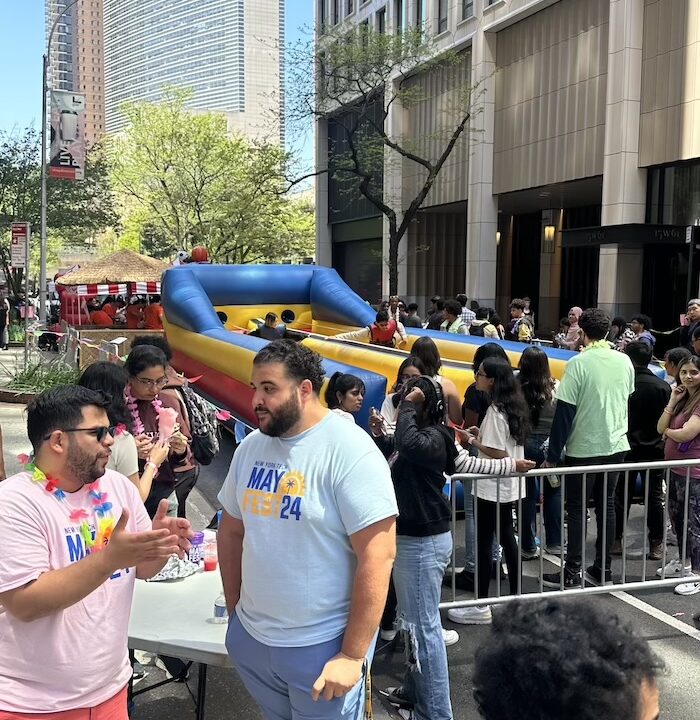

{"left": 103, "top": 0, "right": 284, "bottom": 141}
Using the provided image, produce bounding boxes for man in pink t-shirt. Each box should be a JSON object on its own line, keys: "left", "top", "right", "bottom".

{"left": 0, "top": 386, "right": 193, "bottom": 717}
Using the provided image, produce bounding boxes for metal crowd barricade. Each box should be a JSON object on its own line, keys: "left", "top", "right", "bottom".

{"left": 440, "top": 458, "right": 699, "bottom": 610}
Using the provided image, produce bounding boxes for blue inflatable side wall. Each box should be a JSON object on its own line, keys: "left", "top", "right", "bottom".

{"left": 162, "top": 265, "right": 376, "bottom": 332}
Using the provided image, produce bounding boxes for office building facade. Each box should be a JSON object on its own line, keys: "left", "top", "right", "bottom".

{"left": 316, "top": 0, "right": 700, "bottom": 332}
{"left": 103, "top": 0, "right": 285, "bottom": 142}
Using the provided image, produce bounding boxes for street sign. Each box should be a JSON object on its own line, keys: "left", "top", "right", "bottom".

{"left": 687, "top": 226, "right": 693, "bottom": 244}
{"left": 10, "top": 222, "right": 30, "bottom": 269}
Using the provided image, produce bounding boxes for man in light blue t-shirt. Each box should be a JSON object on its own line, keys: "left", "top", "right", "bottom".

{"left": 217, "top": 340, "right": 398, "bottom": 720}
{"left": 543, "top": 308, "right": 635, "bottom": 590}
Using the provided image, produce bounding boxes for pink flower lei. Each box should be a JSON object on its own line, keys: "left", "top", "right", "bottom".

{"left": 124, "top": 384, "right": 163, "bottom": 436}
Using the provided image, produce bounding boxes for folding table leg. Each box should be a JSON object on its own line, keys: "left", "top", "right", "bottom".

{"left": 196, "top": 663, "right": 208, "bottom": 720}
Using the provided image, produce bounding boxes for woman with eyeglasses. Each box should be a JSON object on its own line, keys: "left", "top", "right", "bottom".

{"left": 79, "top": 361, "right": 169, "bottom": 504}
{"left": 124, "top": 346, "right": 191, "bottom": 517}
{"left": 379, "top": 356, "right": 427, "bottom": 433}
{"left": 448, "top": 357, "right": 529, "bottom": 626}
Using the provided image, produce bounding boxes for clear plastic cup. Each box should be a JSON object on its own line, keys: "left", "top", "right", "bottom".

{"left": 203, "top": 540, "right": 218, "bottom": 572}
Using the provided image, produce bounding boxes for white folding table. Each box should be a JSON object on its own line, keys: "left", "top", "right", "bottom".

{"left": 128, "top": 570, "right": 230, "bottom": 720}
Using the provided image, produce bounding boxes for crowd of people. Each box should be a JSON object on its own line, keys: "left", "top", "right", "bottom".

{"left": 85, "top": 295, "right": 165, "bottom": 331}
{"left": 2, "top": 289, "right": 697, "bottom": 720}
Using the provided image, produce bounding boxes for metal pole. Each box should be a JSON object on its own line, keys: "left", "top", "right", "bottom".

{"left": 40, "top": 52, "right": 48, "bottom": 325}
{"left": 24, "top": 226, "right": 30, "bottom": 368}
{"left": 40, "top": 0, "right": 81, "bottom": 325}
{"left": 687, "top": 232, "right": 694, "bottom": 305}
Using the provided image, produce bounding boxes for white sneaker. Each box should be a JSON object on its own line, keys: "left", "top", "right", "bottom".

{"left": 397, "top": 710, "right": 414, "bottom": 720}
{"left": 380, "top": 627, "right": 398, "bottom": 642}
{"left": 674, "top": 578, "right": 700, "bottom": 595}
{"left": 656, "top": 558, "right": 691, "bottom": 577}
{"left": 442, "top": 627, "right": 459, "bottom": 646}
{"left": 447, "top": 605, "right": 492, "bottom": 625}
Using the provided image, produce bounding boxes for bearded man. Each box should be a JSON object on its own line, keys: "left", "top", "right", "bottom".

{"left": 0, "top": 385, "right": 192, "bottom": 718}
{"left": 217, "top": 340, "right": 397, "bottom": 720}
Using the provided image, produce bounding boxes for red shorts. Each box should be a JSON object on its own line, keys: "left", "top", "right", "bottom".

{"left": 0, "top": 687, "right": 128, "bottom": 720}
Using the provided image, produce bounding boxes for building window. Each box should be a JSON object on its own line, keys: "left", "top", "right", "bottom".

{"left": 347, "top": 0, "right": 354, "bottom": 15}
{"left": 647, "top": 161, "right": 700, "bottom": 226}
{"left": 377, "top": 6, "right": 386, "bottom": 33}
{"left": 319, "top": 0, "right": 326, "bottom": 26}
{"left": 415, "top": 0, "right": 423, "bottom": 27}
{"left": 437, "top": 0, "right": 447, "bottom": 32}
{"left": 395, "top": 0, "right": 403, "bottom": 33}
{"left": 360, "top": 18, "right": 370, "bottom": 46}
{"left": 462, "top": 0, "right": 473, "bottom": 19}
{"left": 332, "top": 0, "right": 339, "bottom": 24}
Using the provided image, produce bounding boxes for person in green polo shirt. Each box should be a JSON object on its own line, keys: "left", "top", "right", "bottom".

{"left": 543, "top": 308, "right": 635, "bottom": 589}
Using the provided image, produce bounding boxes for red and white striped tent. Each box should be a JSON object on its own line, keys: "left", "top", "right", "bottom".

{"left": 55, "top": 250, "right": 169, "bottom": 326}
{"left": 70, "top": 281, "right": 161, "bottom": 296}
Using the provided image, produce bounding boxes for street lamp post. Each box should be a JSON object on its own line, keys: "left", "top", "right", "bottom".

{"left": 40, "top": 0, "right": 81, "bottom": 323}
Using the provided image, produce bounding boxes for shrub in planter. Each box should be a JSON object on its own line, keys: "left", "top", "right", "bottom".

{"left": 8, "top": 359, "right": 79, "bottom": 393}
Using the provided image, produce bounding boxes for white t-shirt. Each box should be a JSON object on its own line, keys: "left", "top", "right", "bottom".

{"left": 331, "top": 407, "right": 356, "bottom": 423}
{"left": 107, "top": 431, "right": 139, "bottom": 478}
{"left": 218, "top": 411, "right": 397, "bottom": 647}
{"left": 0, "top": 469, "right": 151, "bottom": 713}
{"left": 473, "top": 407, "right": 525, "bottom": 503}
{"left": 379, "top": 394, "right": 399, "bottom": 432}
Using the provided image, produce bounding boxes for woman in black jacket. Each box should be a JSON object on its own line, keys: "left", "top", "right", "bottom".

{"left": 371, "top": 376, "right": 533, "bottom": 720}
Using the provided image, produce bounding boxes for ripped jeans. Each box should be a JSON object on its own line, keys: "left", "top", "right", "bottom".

{"left": 393, "top": 532, "right": 453, "bottom": 720}
{"left": 669, "top": 473, "right": 700, "bottom": 573}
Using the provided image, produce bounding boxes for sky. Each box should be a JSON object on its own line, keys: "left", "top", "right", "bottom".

{"left": 0, "top": 0, "right": 314, "bottom": 150}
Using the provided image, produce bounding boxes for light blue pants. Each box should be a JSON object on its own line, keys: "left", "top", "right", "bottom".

{"left": 393, "top": 532, "right": 453, "bottom": 720}
{"left": 226, "top": 613, "right": 373, "bottom": 720}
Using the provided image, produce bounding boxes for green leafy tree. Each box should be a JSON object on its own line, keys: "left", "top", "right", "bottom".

{"left": 109, "top": 87, "right": 312, "bottom": 264}
{"left": 0, "top": 127, "right": 117, "bottom": 296}
{"left": 287, "top": 26, "right": 481, "bottom": 294}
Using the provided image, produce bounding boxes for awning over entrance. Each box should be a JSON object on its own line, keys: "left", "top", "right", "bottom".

{"left": 561, "top": 224, "right": 694, "bottom": 248}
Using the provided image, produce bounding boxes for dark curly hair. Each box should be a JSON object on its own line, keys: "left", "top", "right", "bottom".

{"left": 631, "top": 314, "right": 652, "bottom": 331}
{"left": 474, "top": 599, "right": 663, "bottom": 720}
{"left": 253, "top": 340, "right": 325, "bottom": 394}
{"left": 480, "top": 357, "right": 530, "bottom": 444}
{"left": 579, "top": 307, "right": 611, "bottom": 341}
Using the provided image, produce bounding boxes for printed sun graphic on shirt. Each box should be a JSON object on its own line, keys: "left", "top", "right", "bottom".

{"left": 277, "top": 471, "right": 306, "bottom": 498}
{"left": 242, "top": 461, "right": 305, "bottom": 521}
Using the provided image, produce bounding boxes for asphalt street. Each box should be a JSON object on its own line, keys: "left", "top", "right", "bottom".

{"left": 1, "top": 394, "right": 699, "bottom": 719}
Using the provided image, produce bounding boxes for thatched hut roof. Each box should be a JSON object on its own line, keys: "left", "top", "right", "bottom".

{"left": 56, "top": 250, "right": 169, "bottom": 286}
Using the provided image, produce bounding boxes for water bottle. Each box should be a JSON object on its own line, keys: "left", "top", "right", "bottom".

{"left": 212, "top": 593, "right": 228, "bottom": 624}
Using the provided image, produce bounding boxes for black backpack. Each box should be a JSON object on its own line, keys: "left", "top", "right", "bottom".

{"left": 177, "top": 383, "right": 220, "bottom": 465}
{"left": 469, "top": 322, "right": 486, "bottom": 337}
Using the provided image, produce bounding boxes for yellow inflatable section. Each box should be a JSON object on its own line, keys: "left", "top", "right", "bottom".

{"left": 301, "top": 336, "right": 474, "bottom": 398}
{"left": 310, "top": 319, "right": 568, "bottom": 380}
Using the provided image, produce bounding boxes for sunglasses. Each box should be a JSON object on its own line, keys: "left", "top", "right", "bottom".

{"left": 43, "top": 426, "right": 117, "bottom": 442}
